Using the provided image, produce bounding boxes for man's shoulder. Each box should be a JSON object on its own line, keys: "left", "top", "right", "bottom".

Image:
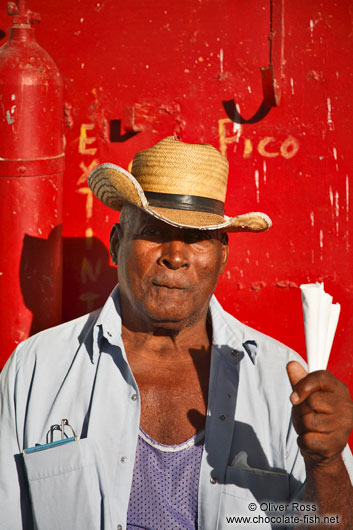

{"left": 12, "top": 308, "right": 102, "bottom": 365}
{"left": 212, "top": 296, "right": 306, "bottom": 367}
{"left": 0, "top": 309, "right": 104, "bottom": 396}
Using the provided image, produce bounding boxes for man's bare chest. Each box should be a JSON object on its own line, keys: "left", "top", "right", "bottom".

{"left": 129, "top": 356, "right": 210, "bottom": 445}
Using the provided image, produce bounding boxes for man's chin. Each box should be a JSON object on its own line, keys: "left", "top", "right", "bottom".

{"left": 145, "top": 311, "right": 199, "bottom": 332}
{"left": 149, "top": 316, "right": 188, "bottom": 331}
{"left": 137, "top": 294, "right": 208, "bottom": 331}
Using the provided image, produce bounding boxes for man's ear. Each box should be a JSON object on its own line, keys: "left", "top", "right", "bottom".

{"left": 220, "top": 234, "right": 229, "bottom": 274}
{"left": 110, "top": 223, "right": 120, "bottom": 266}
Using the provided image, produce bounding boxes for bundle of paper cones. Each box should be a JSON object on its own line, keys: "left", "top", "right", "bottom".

{"left": 300, "top": 283, "right": 340, "bottom": 372}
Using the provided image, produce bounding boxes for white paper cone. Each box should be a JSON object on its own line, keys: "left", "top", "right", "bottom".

{"left": 300, "top": 282, "right": 340, "bottom": 372}
{"left": 300, "top": 283, "right": 321, "bottom": 372}
{"left": 323, "top": 303, "right": 340, "bottom": 369}
{"left": 316, "top": 290, "right": 332, "bottom": 370}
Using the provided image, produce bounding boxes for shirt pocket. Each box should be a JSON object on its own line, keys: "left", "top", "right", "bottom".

{"left": 218, "top": 464, "right": 290, "bottom": 529}
{"left": 23, "top": 438, "right": 106, "bottom": 530}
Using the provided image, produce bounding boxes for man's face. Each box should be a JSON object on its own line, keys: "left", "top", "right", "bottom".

{"left": 111, "top": 207, "right": 229, "bottom": 332}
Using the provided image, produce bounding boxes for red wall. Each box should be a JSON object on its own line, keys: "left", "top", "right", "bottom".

{"left": 1, "top": 1, "right": 352, "bottom": 408}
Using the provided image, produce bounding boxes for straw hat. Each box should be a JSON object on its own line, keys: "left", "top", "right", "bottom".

{"left": 88, "top": 136, "right": 272, "bottom": 232}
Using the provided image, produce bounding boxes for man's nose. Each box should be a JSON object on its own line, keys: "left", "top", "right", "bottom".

{"left": 159, "top": 240, "right": 190, "bottom": 270}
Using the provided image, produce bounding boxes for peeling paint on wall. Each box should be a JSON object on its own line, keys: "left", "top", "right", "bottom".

{"left": 327, "top": 97, "right": 334, "bottom": 131}
{"left": 335, "top": 191, "right": 340, "bottom": 235}
{"left": 254, "top": 169, "right": 260, "bottom": 203}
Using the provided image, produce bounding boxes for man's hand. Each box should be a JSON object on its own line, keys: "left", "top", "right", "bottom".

{"left": 286, "top": 361, "right": 353, "bottom": 465}
{"left": 286, "top": 362, "right": 353, "bottom": 528}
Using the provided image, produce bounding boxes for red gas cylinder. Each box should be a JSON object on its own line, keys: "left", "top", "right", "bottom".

{"left": 0, "top": 0, "right": 64, "bottom": 363}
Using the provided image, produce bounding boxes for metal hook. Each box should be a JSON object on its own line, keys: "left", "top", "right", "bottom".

{"left": 261, "top": 0, "right": 284, "bottom": 108}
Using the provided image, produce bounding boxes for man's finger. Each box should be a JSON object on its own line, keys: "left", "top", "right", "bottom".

{"left": 292, "top": 410, "right": 335, "bottom": 435}
{"left": 287, "top": 361, "right": 308, "bottom": 404}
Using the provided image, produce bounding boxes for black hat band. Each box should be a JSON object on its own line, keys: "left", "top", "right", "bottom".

{"left": 145, "top": 191, "right": 225, "bottom": 216}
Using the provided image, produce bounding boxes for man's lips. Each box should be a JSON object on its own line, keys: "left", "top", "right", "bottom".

{"left": 152, "top": 281, "right": 189, "bottom": 290}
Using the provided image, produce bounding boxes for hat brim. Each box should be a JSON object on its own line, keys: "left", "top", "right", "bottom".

{"left": 88, "top": 163, "right": 272, "bottom": 233}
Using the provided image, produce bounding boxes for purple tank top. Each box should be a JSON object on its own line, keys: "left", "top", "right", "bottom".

{"left": 127, "top": 427, "right": 204, "bottom": 530}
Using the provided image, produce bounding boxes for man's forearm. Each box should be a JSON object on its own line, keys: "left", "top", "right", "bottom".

{"left": 299, "top": 455, "right": 353, "bottom": 529}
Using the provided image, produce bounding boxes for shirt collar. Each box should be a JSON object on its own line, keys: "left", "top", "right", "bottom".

{"left": 91, "top": 285, "right": 123, "bottom": 363}
{"left": 208, "top": 296, "right": 258, "bottom": 365}
{"left": 90, "top": 287, "right": 258, "bottom": 365}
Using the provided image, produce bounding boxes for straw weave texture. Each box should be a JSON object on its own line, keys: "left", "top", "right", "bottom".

{"left": 89, "top": 165, "right": 144, "bottom": 211}
{"left": 88, "top": 137, "right": 272, "bottom": 232}
{"left": 132, "top": 137, "right": 228, "bottom": 201}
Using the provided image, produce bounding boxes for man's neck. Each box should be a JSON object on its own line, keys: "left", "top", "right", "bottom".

{"left": 122, "top": 313, "right": 212, "bottom": 445}
{"left": 121, "top": 316, "right": 211, "bottom": 362}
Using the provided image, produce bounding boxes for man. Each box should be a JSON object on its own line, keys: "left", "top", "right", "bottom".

{"left": 0, "top": 136, "right": 352, "bottom": 530}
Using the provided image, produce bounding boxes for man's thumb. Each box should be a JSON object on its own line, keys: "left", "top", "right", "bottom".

{"left": 286, "top": 360, "right": 307, "bottom": 389}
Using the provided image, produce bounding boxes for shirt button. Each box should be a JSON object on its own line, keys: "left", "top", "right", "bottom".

{"left": 210, "top": 476, "right": 217, "bottom": 484}
{"left": 121, "top": 456, "right": 127, "bottom": 463}
{"left": 131, "top": 393, "right": 138, "bottom": 401}
{"left": 219, "top": 414, "right": 226, "bottom": 421}
{"left": 117, "top": 525, "right": 122, "bottom": 530}
{"left": 231, "top": 349, "right": 237, "bottom": 356}
{"left": 107, "top": 331, "right": 112, "bottom": 337}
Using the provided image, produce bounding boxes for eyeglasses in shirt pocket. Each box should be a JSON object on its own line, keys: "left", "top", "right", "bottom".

{"left": 23, "top": 438, "right": 111, "bottom": 530}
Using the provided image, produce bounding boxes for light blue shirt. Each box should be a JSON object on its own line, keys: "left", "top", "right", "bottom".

{"left": 1, "top": 286, "right": 352, "bottom": 530}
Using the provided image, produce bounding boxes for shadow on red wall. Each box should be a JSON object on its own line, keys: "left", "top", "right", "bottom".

{"left": 20, "top": 231, "right": 116, "bottom": 339}
{"left": 62, "top": 236, "right": 117, "bottom": 323}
